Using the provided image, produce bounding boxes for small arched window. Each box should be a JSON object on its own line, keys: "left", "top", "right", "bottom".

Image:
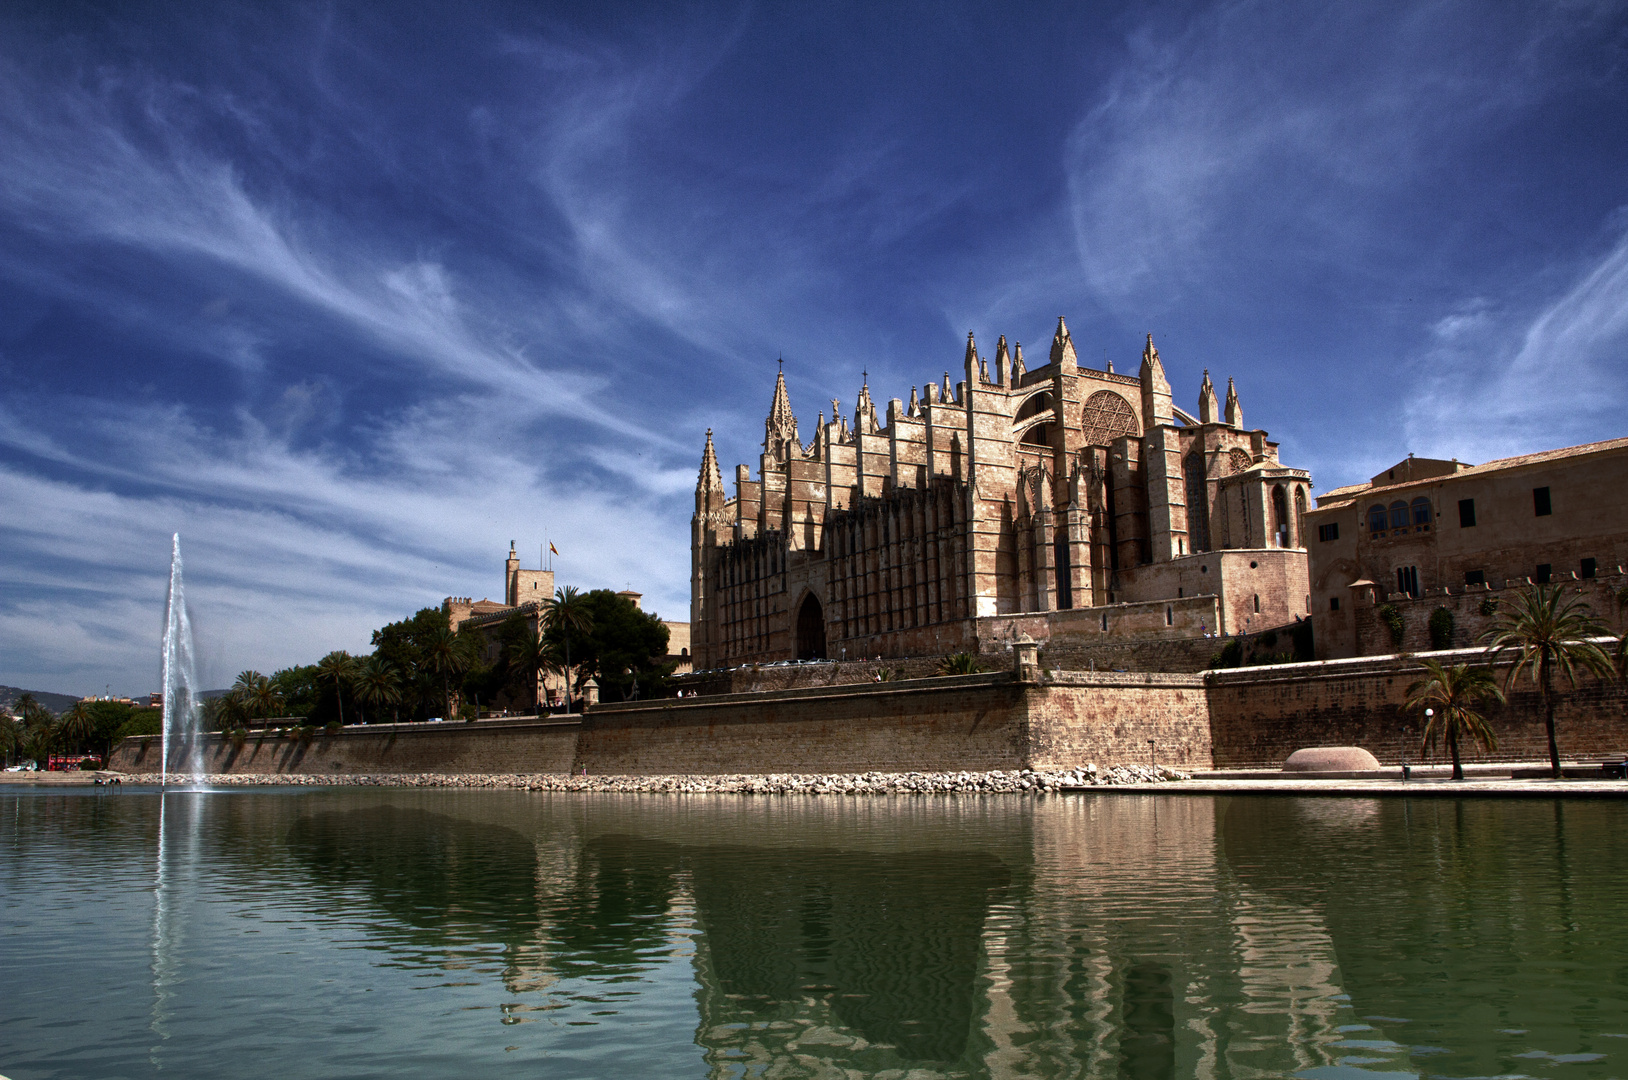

{"left": 1411, "top": 497, "right": 1431, "bottom": 528}
{"left": 1388, "top": 501, "right": 1409, "bottom": 529}
{"left": 1368, "top": 505, "right": 1387, "bottom": 533}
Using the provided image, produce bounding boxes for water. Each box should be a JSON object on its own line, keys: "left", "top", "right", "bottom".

{"left": 160, "top": 533, "right": 203, "bottom": 783}
{"left": 1, "top": 790, "right": 1625, "bottom": 1079}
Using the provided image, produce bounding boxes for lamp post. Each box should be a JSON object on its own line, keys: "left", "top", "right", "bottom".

{"left": 1147, "top": 738, "right": 1157, "bottom": 773}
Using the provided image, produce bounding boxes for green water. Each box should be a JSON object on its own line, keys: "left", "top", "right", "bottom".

{"left": 1, "top": 789, "right": 1624, "bottom": 1079}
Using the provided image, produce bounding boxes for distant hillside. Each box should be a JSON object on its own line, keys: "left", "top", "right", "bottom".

{"left": 0, "top": 685, "right": 83, "bottom": 716}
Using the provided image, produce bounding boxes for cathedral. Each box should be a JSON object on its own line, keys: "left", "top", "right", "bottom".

{"left": 690, "top": 320, "right": 1312, "bottom": 670}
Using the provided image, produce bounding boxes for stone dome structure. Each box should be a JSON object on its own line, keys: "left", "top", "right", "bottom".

{"left": 1282, "top": 746, "right": 1382, "bottom": 773}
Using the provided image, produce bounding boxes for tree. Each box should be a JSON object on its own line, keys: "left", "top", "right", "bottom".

{"left": 1483, "top": 584, "right": 1614, "bottom": 778}
{"left": 540, "top": 587, "right": 595, "bottom": 710}
{"left": 1405, "top": 660, "right": 1506, "bottom": 780}
{"left": 544, "top": 590, "right": 672, "bottom": 703}
{"left": 58, "top": 702, "right": 95, "bottom": 756}
{"left": 0, "top": 713, "right": 20, "bottom": 766}
{"left": 314, "top": 652, "right": 362, "bottom": 727}
{"left": 352, "top": 657, "right": 402, "bottom": 724}
{"left": 420, "top": 627, "right": 476, "bottom": 721}
{"left": 503, "top": 620, "right": 553, "bottom": 713}
{"left": 372, "top": 608, "right": 454, "bottom": 720}
{"left": 21, "top": 719, "right": 57, "bottom": 768}
{"left": 938, "top": 652, "right": 985, "bottom": 675}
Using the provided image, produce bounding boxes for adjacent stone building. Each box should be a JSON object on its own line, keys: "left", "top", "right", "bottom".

{"left": 1306, "top": 437, "right": 1628, "bottom": 658}
{"left": 691, "top": 322, "right": 1313, "bottom": 670}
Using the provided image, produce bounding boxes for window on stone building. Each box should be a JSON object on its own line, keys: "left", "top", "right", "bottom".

{"left": 1535, "top": 563, "right": 1551, "bottom": 584}
{"left": 1100, "top": 612, "right": 1108, "bottom": 631}
{"left": 1368, "top": 505, "right": 1387, "bottom": 534}
{"left": 1329, "top": 596, "right": 1340, "bottom": 612}
{"left": 1166, "top": 606, "right": 1173, "bottom": 626}
{"left": 1464, "top": 570, "right": 1485, "bottom": 587}
{"left": 1396, "top": 565, "right": 1420, "bottom": 597}
{"left": 1080, "top": 391, "right": 1139, "bottom": 446}
{"left": 1581, "top": 557, "right": 1597, "bottom": 579}
{"left": 1458, "top": 499, "right": 1476, "bottom": 527}
{"left": 1410, "top": 497, "right": 1431, "bottom": 529}
{"left": 1272, "top": 485, "right": 1290, "bottom": 548}
{"left": 1253, "top": 594, "right": 1260, "bottom": 613}
{"left": 1318, "top": 522, "right": 1339, "bottom": 542}
{"left": 1533, "top": 487, "right": 1552, "bottom": 516}
{"left": 1388, "top": 501, "right": 1408, "bottom": 530}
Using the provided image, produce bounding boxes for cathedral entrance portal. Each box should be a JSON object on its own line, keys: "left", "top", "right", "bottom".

{"left": 795, "top": 593, "right": 827, "bottom": 661}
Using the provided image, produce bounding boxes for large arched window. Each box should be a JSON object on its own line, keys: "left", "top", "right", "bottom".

{"left": 1272, "top": 485, "right": 1290, "bottom": 548}
{"left": 1411, "top": 497, "right": 1432, "bottom": 529}
{"left": 1388, "top": 501, "right": 1409, "bottom": 529}
{"left": 1184, "top": 453, "right": 1210, "bottom": 552}
{"left": 1294, "top": 486, "right": 1308, "bottom": 549}
{"left": 1368, "top": 505, "right": 1387, "bottom": 533}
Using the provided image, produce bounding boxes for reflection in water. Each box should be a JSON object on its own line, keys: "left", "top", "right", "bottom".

{"left": 4, "top": 790, "right": 1624, "bottom": 1080}
{"left": 1118, "top": 962, "right": 1174, "bottom": 1080}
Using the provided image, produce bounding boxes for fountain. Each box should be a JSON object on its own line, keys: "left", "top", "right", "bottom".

{"left": 160, "top": 533, "right": 203, "bottom": 784}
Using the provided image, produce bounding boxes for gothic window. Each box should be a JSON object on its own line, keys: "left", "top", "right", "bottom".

{"left": 1368, "top": 505, "right": 1387, "bottom": 533}
{"left": 1022, "top": 424, "right": 1053, "bottom": 447}
{"left": 1272, "top": 485, "right": 1290, "bottom": 548}
{"left": 1294, "top": 486, "right": 1308, "bottom": 548}
{"left": 1410, "top": 497, "right": 1431, "bottom": 529}
{"left": 1183, "top": 453, "right": 1211, "bottom": 552}
{"left": 1388, "top": 501, "right": 1408, "bottom": 529}
{"left": 1228, "top": 448, "right": 1253, "bottom": 474}
{"left": 1080, "top": 391, "right": 1138, "bottom": 447}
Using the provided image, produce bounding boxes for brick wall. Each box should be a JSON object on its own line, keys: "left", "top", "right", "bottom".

{"left": 1206, "top": 647, "right": 1628, "bottom": 769}
{"left": 109, "top": 717, "right": 581, "bottom": 776}
{"left": 1027, "top": 672, "right": 1212, "bottom": 769}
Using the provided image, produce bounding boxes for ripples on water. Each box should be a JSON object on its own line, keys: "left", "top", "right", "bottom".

{"left": 1, "top": 788, "right": 1624, "bottom": 1079}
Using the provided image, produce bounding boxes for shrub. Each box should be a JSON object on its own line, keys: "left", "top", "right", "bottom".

{"left": 936, "top": 652, "right": 985, "bottom": 675}
{"left": 78, "top": 758, "right": 101, "bottom": 771}
{"left": 1377, "top": 603, "right": 1405, "bottom": 649}
{"left": 323, "top": 720, "right": 342, "bottom": 733}
{"left": 1209, "top": 640, "right": 1244, "bottom": 669}
{"left": 1479, "top": 596, "right": 1499, "bottom": 618}
{"left": 1428, "top": 607, "right": 1456, "bottom": 650}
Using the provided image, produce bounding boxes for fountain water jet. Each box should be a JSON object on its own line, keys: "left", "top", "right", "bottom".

{"left": 160, "top": 533, "right": 203, "bottom": 784}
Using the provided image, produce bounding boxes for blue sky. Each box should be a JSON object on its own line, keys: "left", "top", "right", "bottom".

{"left": 2, "top": 1, "right": 1625, "bottom": 697}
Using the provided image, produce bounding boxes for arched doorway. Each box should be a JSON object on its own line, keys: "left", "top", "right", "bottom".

{"left": 795, "top": 593, "right": 827, "bottom": 660}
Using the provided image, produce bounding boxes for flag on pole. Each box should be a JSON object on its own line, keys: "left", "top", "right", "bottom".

{"left": 549, "top": 541, "right": 559, "bottom": 556}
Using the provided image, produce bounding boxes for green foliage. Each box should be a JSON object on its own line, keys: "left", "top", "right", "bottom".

{"left": 352, "top": 656, "right": 403, "bottom": 724}
{"left": 272, "top": 665, "right": 321, "bottom": 719}
{"left": 1479, "top": 596, "right": 1499, "bottom": 618}
{"left": 1406, "top": 659, "right": 1505, "bottom": 779}
{"left": 372, "top": 608, "right": 454, "bottom": 720}
{"left": 543, "top": 589, "right": 672, "bottom": 702}
{"left": 937, "top": 652, "right": 985, "bottom": 675}
{"left": 315, "top": 651, "right": 362, "bottom": 726}
{"left": 1256, "top": 630, "right": 1279, "bottom": 649}
{"left": 78, "top": 758, "right": 102, "bottom": 771}
{"left": 115, "top": 709, "right": 162, "bottom": 742}
{"left": 1428, "top": 607, "right": 1456, "bottom": 650}
{"left": 1483, "top": 584, "right": 1613, "bottom": 776}
{"left": 1209, "top": 640, "right": 1244, "bottom": 669}
{"left": 1377, "top": 603, "right": 1405, "bottom": 649}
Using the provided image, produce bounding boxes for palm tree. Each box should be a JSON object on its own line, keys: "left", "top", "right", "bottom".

{"left": 248, "top": 675, "right": 285, "bottom": 723}
{"left": 58, "top": 702, "right": 95, "bottom": 758}
{"left": 21, "top": 719, "right": 57, "bottom": 769}
{"left": 314, "top": 651, "right": 362, "bottom": 727}
{"left": 937, "top": 652, "right": 985, "bottom": 675}
{"left": 1405, "top": 659, "right": 1506, "bottom": 780}
{"left": 1483, "top": 584, "right": 1613, "bottom": 778}
{"left": 540, "top": 586, "right": 593, "bottom": 714}
{"left": 420, "top": 628, "right": 475, "bottom": 721}
{"left": 0, "top": 713, "right": 20, "bottom": 766}
{"left": 352, "top": 657, "right": 401, "bottom": 724}
{"left": 505, "top": 625, "right": 552, "bottom": 714}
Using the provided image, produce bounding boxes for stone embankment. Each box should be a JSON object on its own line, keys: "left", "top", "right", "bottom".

{"left": 189, "top": 765, "right": 1187, "bottom": 793}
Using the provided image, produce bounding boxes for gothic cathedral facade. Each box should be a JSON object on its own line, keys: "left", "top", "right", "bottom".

{"left": 690, "top": 320, "right": 1312, "bottom": 670}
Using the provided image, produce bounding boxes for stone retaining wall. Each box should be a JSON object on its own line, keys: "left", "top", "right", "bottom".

{"left": 109, "top": 646, "right": 1628, "bottom": 777}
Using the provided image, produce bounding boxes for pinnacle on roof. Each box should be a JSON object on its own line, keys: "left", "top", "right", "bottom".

{"left": 1224, "top": 376, "right": 1242, "bottom": 428}
{"left": 766, "top": 366, "right": 795, "bottom": 433}
{"left": 697, "top": 428, "right": 723, "bottom": 492}
{"left": 1049, "top": 317, "right": 1077, "bottom": 365}
{"left": 1012, "top": 341, "right": 1026, "bottom": 379}
{"left": 1199, "top": 369, "right": 1219, "bottom": 424}
{"left": 964, "top": 331, "right": 978, "bottom": 368}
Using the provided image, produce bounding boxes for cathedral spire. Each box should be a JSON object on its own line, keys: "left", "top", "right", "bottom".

{"left": 1139, "top": 333, "right": 1173, "bottom": 426}
{"left": 994, "top": 335, "right": 1011, "bottom": 387}
{"left": 697, "top": 429, "right": 723, "bottom": 492}
{"left": 908, "top": 385, "right": 921, "bottom": 416}
{"left": 764, "top": 367, "right": 799, "bottom": 457}
{"left": 1224, "top": 376, "right": 1242, "bottom": 428}
{"left": 1049, "top": 317, "right": 1078, "bottom": 369}
{"left": 1012, "top": 341, "right": 1026, "bottom": 381}
{"left": 1198, "top": 369, "right": 1219, "bottom": 424}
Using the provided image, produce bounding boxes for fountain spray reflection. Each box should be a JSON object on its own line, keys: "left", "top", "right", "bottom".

{"left": 161, "top": 533, "right": 203, "bottom": 784}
